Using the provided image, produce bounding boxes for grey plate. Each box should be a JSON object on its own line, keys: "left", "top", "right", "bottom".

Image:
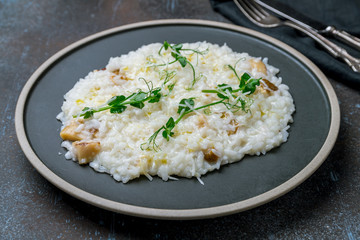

{"left": 15, "top": 20, "right": 340, "bottom": 220}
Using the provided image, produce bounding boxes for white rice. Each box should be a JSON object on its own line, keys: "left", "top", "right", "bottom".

{"left": 57, "top": 42, "right": 295, "bottom": 183}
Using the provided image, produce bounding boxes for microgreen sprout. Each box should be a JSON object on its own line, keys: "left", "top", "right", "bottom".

{"left": 202, "top": 66, "right": 261, "bottom": 112}
{"left": 141, "top": 98, "right": 224, "bottom": 151}
{"left": 159, "top": 68, "right": 177, "bottom": 96}
{"left": 75, "top": 49, "right": 261, "bottom": 152}
{"left": 141, "top": 69, "right": 261, "bottom": 151}
{"left": 158, "top": 41, "right": 208, "bottom": 89}
{"left": 74, "top": 78, "right": 162, "bottom": 119}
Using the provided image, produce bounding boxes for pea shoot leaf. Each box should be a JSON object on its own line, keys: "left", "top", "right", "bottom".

{"left": 240, "top": 72, "right": 251, "bottom": 88}
{"left": 162, "top": 117, "right": 175, "bottom": 141}
{"left": 165, "top": 117, "right": 175, "bottom": 129}
{"left": 177, "top": 56, "right": 187, "bottom": 67}
{"left": 217, "top": 84, "right": 232, "bottom": 91}
{"left": 167, "top": 82, "right": 176, "bottom": 92}
{"left": 243, "top": 78, "right": 260, "bottom": 94}
{"left": 132, "top": 91, "right": 147, "bottom": 102}
{"left": 81, "top": 107, "right": 94, "bottom": 119}
{"left": 110, "top": 105, "right": 127, "bottom": 113}
{"left": 163, "top": 41, "right": 170, "bottom": 50}
{"left": 177, "top": 98, "right": 195, "bottom": 114}
{"left": 172, "top": 43, "right": 183, "bottom": 52}
{"left": 130, "top": 102, "right": 145, "bottom": 109}
{"left": 216, "top": 84, "right": 233, "bottom": 99}
{"left": 148, "top": 88, "right": 162, "bottom": 103}
{"left": 108, "top": 95, "right": 126, "bottom": 106}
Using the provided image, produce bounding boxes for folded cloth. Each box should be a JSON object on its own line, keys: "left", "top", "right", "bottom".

{"left": 210, "top": 0, "right": 360, "bottom": 85}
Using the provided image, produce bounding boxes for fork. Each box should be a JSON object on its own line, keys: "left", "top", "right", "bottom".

{"left": 233, "top": 0, "right": 360, "bottom": 72}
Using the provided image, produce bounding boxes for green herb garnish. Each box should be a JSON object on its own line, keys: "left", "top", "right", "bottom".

{"left": 75, "top": 49, "right": 261, "bottom": 152}
{"left": 202, "top": 71, "right": 260, "bottom": 96}
{"left": 201, "top": 70, "right": 260, "bottom": 112}
{"left": 141, "top": 69, "right": 261, "bottom": 151}
{"left": 159, "top": 68, "right": 177, "bottom": 96}
{"left": 75, "top": 78, "right": 162, "bottom": 119}
{"left": 158, "top": 41, "right": 208, "bottom": 89}
{"left": 141, "top": 98, "right": 224, "bottom": 151}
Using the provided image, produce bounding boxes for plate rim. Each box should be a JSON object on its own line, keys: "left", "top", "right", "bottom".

{"left": 15, "top": 19, "right": 340, "bottom": 220}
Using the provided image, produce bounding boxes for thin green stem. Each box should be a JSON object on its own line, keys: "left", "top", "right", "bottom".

{"left": 175, "top": 99, "right": 225, "bottom": 124}
{"left": 201, "top": 90, "right": 218, "bottom": 93}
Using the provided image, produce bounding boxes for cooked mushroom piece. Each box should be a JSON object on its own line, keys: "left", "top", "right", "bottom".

{"left": 60, "top": 120, "right": 85, "bottom": 141}
{"left": 259, "top": 79, "right": 278, "bottom": 94}
{"left": 262, "top": 79, "right": 278, "bottom": 91}
{"left": 202, "top": 148, "right": 219, "bottom": 163}
{"left": 250, "top": 59, "right": 267, "bottom": 75}
{"left": 72, "top": 141, "right": 101, "bottom": 165}
{"left": 227, "top": 119, "right": 239, "bottom": 135}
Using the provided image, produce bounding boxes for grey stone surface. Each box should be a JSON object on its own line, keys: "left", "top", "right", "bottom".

{"left": 1, "top": 0, "right": 359, "bottom": 239}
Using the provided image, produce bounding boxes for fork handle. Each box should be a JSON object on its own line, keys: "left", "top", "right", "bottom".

{"left": 285, "top": 21, "right": 360, "bottom": 72}
{"left": 324, "top": 26, "right": 360, "bottom": 51}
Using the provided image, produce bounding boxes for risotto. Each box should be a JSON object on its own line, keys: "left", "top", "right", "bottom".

{"left": 57, "top": 42, "right": 295, "bottom": 183}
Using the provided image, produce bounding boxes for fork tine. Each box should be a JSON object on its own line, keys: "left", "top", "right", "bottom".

{"left": 242, "top": 0, "right": 268, "bottom": 19}
{"left": 249, "top": 0, "right": 270, "bottom": 17}
{"left": 234, "top": 0, "right": 262, "bottom": 22}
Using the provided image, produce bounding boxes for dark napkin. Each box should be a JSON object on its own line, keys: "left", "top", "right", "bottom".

{"left": 210, "top": 0, "right": 360, "bottom": 86}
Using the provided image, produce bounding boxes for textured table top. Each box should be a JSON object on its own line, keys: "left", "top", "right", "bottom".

{"left": 1, "top": 0, "right": 359, "bottom": 239}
